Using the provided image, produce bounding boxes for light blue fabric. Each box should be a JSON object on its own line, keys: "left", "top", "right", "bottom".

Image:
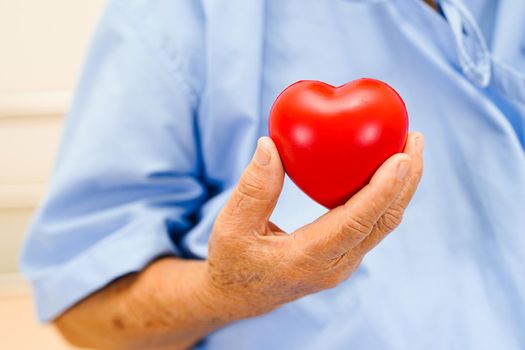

{"left": 20, "top": 0, "right": 525, "bottom": 348}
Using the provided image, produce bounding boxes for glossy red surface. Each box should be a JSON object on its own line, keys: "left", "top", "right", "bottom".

{"left": 269, "top": 78, "right": 409, "bottom": 209}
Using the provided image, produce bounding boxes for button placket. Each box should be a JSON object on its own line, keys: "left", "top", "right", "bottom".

{"left": 440, "top": 0, "right": 491, "bottom": 88}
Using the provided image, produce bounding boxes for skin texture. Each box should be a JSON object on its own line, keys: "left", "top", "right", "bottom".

{"left": 55, "top": 132, "right": 424, "bottom": 350}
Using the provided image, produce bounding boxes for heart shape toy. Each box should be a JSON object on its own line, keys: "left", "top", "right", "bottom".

{"left": 269, "top": 78, "right": 408, "bottom": 209}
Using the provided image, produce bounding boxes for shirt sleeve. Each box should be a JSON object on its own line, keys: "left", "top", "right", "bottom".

{"left": 19, "top": 0, "right": 206, "bottom": 322}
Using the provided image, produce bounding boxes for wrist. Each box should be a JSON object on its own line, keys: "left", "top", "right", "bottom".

{"left": 193, "top": 261, "right": 245, "bottom": 325}
{"left": 140, "top": 258, "right": 234, "bottom": 332}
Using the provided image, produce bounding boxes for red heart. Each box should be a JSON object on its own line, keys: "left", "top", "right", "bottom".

{"left": 268, "top": 78, "right": 409, "bottom": 209}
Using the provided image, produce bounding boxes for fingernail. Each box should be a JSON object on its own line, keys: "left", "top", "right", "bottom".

{"left": 415, "top": 135, "right": 424, "bottom": 156}
{"left": 396, "top": 160, "right": 410, "bottom": 180}
{"left": 254, "top": 138, "right": 271, "bottom": 166}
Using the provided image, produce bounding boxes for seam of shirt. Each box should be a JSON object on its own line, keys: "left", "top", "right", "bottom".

{"left": 113, "top": 1, "right": 200, "bottom": 107}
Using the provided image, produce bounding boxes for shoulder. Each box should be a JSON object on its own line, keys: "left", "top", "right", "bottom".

{"left": 105, "top": 0, "right": 206, "bottom": 98}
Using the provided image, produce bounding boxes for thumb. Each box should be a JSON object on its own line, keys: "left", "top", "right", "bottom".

{"left": 222, "top": 137, "right": 285, "bottom": 228}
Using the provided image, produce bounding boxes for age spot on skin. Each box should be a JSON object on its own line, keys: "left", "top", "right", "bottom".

{"left": 113, "top": 317, "right": 126, "bottom": 330}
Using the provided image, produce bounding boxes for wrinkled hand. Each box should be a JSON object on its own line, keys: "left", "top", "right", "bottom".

{"left": 203, "top": 132, "right": 424, "bottom": 320}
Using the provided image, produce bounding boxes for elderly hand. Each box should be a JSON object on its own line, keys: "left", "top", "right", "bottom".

{"left": 53, "top": 133, "right": 423, "bottom": 350}
{"left": 203, "top": 132, "right": 424, "bottom": 320}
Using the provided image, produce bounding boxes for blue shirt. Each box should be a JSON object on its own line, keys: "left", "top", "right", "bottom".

{"left": 20, "top": 0, "right": 525, "bottom": 348}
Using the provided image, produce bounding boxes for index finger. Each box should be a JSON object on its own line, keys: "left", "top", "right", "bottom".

{"left": 293, "top": 151, "right": 412, "bottom": 259}
{"left": 351, "top": 132, "right": 424, "bottom": 257}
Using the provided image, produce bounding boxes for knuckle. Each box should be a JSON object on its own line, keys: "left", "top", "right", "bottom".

{"left": 388, "top": 202, "right": 405, "bottom": 218}
{"left": 236, "top": 171, "right": 267, "bottom": 201}
{"left": 341, "top": 213, "right": 373, "bottom": 237}
{"left": 377, "top": 205, "right": 404, "bottom": 233}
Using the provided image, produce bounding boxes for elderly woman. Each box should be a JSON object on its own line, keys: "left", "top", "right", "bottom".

{"left": 21, "top": 0, "right": 525, "bottom": 349}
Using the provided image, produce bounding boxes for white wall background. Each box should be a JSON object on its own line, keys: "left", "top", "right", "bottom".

{"left": 0, "top": 1, "right": 105, "bottom": 348}
{"left": 0, "top": 0, "right": 105, "bottom": 274}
